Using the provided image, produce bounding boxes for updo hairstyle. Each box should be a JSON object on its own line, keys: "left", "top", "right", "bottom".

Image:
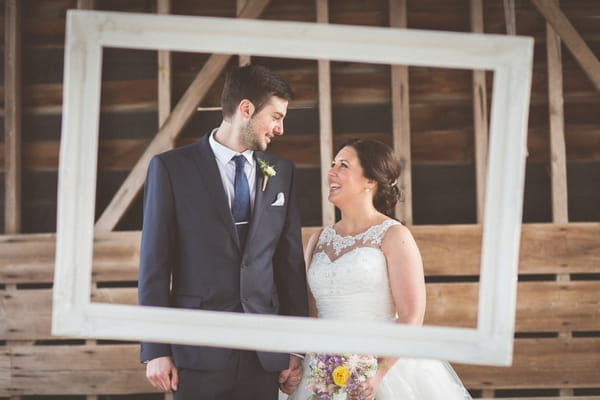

{"left": 339, "top": 139, "right": 403, "bottom": 217}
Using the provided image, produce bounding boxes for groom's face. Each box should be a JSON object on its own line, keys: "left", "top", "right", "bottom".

{"left": 241, "top": 96, "right": 288, "bottom": 151}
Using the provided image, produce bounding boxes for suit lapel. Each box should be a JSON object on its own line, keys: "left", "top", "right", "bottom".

{"left": 246, "top": 151, "right": 273, "bottom": 248}
{"left": 192, "top": 134, "right": 240, "bottom": 249}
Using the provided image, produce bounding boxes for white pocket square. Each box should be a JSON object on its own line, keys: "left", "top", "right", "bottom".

{"left": 271, "top": 192, "right": 285, "bottom": 206}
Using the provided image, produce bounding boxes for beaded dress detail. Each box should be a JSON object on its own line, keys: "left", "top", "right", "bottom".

{"left": 287, "top": 220, "right": 472, "bottom": 400}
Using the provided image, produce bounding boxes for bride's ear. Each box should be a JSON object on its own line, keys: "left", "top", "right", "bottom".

{"left": 366, "top": 179, "right": 377, "bottom": 192}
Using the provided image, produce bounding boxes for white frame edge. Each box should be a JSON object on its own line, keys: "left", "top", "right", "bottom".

{"left": 53, "top": 10, "right": 533, "bottom": 366}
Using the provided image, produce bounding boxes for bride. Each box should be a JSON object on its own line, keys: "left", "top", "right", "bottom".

{"left": 286, "top": 139, "right": 471, "bottom": 400}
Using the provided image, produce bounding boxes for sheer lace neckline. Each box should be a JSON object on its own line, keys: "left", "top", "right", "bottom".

{"left": 329, "top": 219, "right": 395, "bottom": 239}
{"left": 314, "top": 219, "right": 399, "bottom": 261}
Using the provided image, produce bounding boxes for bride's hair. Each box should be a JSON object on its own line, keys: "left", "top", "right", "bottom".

{"left": 339, "top": 138, "right": 403, "bottom": 217}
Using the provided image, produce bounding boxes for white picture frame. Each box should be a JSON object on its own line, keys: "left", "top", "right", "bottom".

{"left": 53, "top": 10, "right": 533, "bottom": 366}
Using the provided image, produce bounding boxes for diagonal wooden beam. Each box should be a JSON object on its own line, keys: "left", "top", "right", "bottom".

{"left": 530, "top": 0, "right": 600, "bottom": 92}
{"left": 5, "top": 0, "right": 22, "bottom": 234}
{"left": 95, "top": 0, "right": 270, "bottom": 232}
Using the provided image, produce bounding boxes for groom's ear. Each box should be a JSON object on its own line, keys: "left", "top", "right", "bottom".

{"left": 238, "top": 99, "right": 255, "bottom": 119}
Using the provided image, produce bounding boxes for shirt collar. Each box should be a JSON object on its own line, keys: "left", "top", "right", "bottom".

{"left": 209, "top": 128, "right": 254, "bottom": 166}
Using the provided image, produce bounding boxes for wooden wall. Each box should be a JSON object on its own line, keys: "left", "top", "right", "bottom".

{"left": 0, "top": 0, "right": 599, "bottom": 399}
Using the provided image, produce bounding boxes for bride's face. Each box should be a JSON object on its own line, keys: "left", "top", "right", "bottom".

{"left": 328, "top": 146, "right": 374, "bottom": 206}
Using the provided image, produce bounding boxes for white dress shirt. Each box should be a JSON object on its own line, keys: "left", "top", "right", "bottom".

{"left": 209, "top": 129, "right": 256, "bottom": 211}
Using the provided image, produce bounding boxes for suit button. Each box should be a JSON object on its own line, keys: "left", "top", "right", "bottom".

{"left": 241, "top": 262, "right": 247, "bottom": 268}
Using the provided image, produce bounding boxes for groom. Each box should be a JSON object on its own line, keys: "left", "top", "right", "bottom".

{"left": 138, "top": 64, "right": 308, "bottom": 399}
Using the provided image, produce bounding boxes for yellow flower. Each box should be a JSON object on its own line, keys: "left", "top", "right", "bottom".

{"left": 332, "top": 365, "right": 351, "bottom": 387}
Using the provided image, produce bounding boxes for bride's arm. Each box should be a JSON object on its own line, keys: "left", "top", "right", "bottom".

{"left": 382, "top": 224, "right": 426, "bottom": 326}
{"left": 304, "top": 230, "right": 322, "bottom": 318}
{"left": 361, "top": 224, "right": 426, "bottom": 399}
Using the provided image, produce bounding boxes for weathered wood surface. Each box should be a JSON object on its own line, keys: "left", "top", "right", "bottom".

{"left": 94, "top": 0, "right": 272, "bottom": 232}
{"left": 0, "top": 338, "right": 598, "bottom": 396}
{"left": 454, "top": 337, "right": 600, "bottom": 388}
{"left": 1, "top": 224, "right": 598, "bottom": 284}
{"left": 4, "top": 344, "right": 153, "bottom": 396}
{"left": 9, "top": 60, "right": 600, "bottom": 113}
{"left": 4, "top": 0, "right": 22, "bottom": 234}
{"left": 3, "top": 124, "right": 600, "bottom": 172}
{"left": 2, "top": 279, "right": 598, "bottom": 341}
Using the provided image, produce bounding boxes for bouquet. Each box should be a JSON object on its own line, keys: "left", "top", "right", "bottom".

{"left": 305, "top": 353, "right": 378, "bottom": 400}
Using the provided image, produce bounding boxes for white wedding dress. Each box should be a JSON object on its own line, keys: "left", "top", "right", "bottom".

{"left": 287, "top": 219, "right": 472, "bottom": 400}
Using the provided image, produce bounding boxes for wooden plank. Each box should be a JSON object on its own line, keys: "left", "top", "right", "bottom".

{"left": 3, "top": 287, "right": 137, "bottom": 341}
{"left": 94, "top": 0, "right": 271, "bottom": 232}
{"left": 546, "top": 0, "right": 569, "bottom": 224}
{"left": 470, "top": 0, "right": 488, "bottom": 224}
{"left": 2, "top": 338, "right": 599, "bottom": 395}
{"left": 11, "top": 61, "right": 599, "bottom": 114}
{"left": 0, "top": 231, "right": 140, "bottom": 284}
{"left": 530, "top": 0, "right": 600, "bottom": 92}
{"left": 4, "top": 0, "right": 22, "bottom": 234}
{"left": 7, "top": 124, "right": 600, "bottom": 172}
{"left": 316, "top": 0, "right": 335, "bottom": 226}
{"left": 157, "top": 0, "right": 172, "bottom": 127}
{"left": 3, "top": 279, "right": 597, "bottom": 342}
{"left": 425, "top": 281, "right": 600, "bottom": 332}
{"left": 389, "top": 0, "right": 412, "bottom": 225}
{"left": 454, "top": 337, "right": 600, "bottom": 388}
{"left": 0, "top": 347, "right": 10, "bottom": 397}
{"left": 7, "top": 344, "right": 155, "bottom": 395}
{"left": 1, "top": 224, "right": 599, "bottom": 285}
{"left": 0, "top": 288, "right": 7, "bottom": 339}
{"left": 3, "top": 289, "right": 52, "bottom": 341}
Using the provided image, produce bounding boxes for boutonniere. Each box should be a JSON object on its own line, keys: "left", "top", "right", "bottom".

{"left": 257, "top": 157, "right": 276, "bottom": 191}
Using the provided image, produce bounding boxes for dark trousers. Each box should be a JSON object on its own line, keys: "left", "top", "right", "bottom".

{"left": 174, "top": 350, "right": 280, "bottom": 400}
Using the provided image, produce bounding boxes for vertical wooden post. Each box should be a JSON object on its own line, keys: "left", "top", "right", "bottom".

{"left": 470, "top": 0, "right": 489, "bottom": 223}
{"left": 389, "top": 0, "right": 412, "bottom": 225}
{"left": 237, "top": 0, "right": 252, "bottom": 66}
{"left": 76, "top": 0, "right": 95, "bottom": 9}
{"left": 547, "top": 0, "right": 569, "bottom": 224}
{"left": 546, "top": 6, "right": 573, "bottom": 396}
{"left": 4, "top": 0, "right": 22, "bottom": 234}
{"left": 503, "top": 0, "right": 516, "bottom": 35}
{"left": 157, "top": 0, "right": 173, "bottom": 127}
{"left": 316, "top": 0, "right": 335, "bottom": 226}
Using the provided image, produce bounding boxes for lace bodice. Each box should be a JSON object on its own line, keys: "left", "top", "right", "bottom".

{"left": 307, "top": 219, "right": 400, "bottom": 322}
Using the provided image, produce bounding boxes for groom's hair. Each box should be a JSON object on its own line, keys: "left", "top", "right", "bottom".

{"left": 220, "top": 64, "right": 293, "bottom": 119}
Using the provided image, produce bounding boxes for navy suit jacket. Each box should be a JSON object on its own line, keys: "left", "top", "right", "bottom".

{"left": 138, "top": 133, "right": 308, "bottom": 372}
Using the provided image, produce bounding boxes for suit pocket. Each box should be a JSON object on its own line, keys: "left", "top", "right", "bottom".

{"left": 172, "top": 294, "right": 203, "bottom": 309}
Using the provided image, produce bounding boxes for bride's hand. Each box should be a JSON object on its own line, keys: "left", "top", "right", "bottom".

{"left": 358, "top": 371, "right": 383, "bottom": 400}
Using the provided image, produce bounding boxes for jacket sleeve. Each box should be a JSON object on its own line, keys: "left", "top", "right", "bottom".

{"left": 138, "top": 156, "right": 177, "bottom": 362}
{"left": 273, "top": 162, "right": 309, "bottom": 317}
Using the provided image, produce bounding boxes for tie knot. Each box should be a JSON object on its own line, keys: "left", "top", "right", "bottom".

{"left": 233, "top": 154, "right": 246, "bottom": 166}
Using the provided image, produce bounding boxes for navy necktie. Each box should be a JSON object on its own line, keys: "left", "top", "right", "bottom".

{"left": 232, "top": 155, "right": 251, "bottom": 247}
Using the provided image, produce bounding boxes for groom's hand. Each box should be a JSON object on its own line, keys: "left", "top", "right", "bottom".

{"left": 146, "top": 356, "right": 179, "bottom": 392}
{"left": 278, "top": 354, "right": 303, "bottom": 394}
